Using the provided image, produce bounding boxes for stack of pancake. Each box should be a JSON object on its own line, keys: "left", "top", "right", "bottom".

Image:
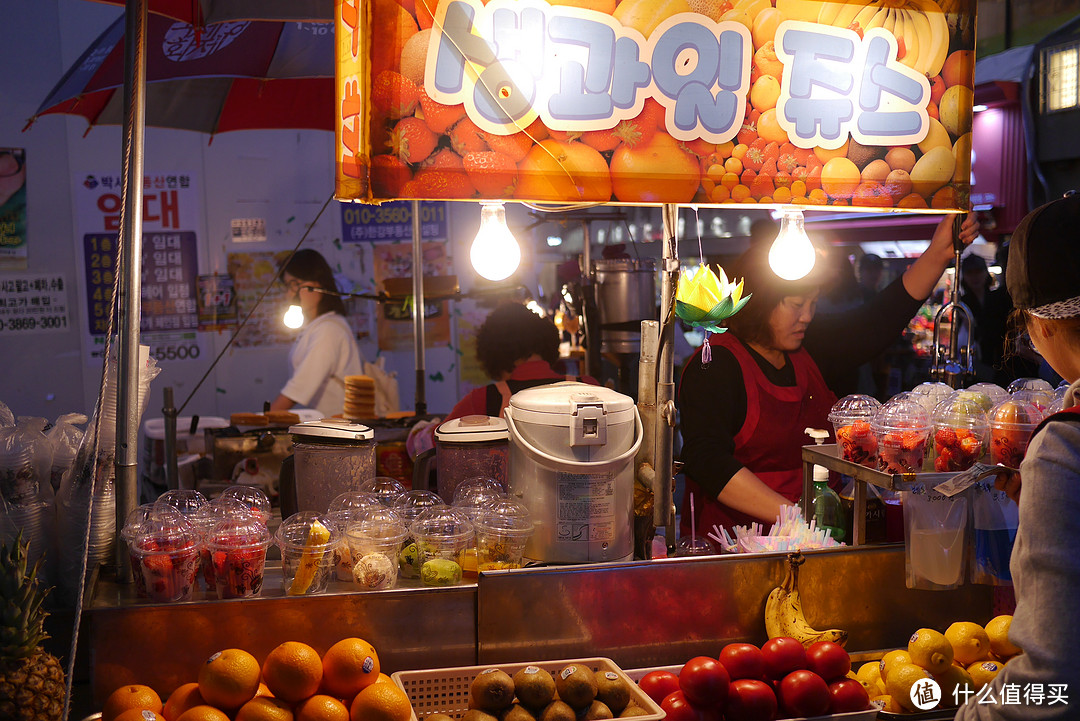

{"left": 343, "top": 375, "right": 376, "bottom": 419}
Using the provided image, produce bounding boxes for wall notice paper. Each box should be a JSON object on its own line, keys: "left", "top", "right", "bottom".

{"left": 197, "top": 273, "right": 239, "bottom": 331}
{"left": 226, "top": 251, "right": 295, "bottom": 348}
{"left": 0, "top": 148, "right": 28, "bottom": 270}
{"left": 372, "top": 241, "right": 451, "bottom": 352}
{"left": 0, "top": 274, "right": 71, "bottom": 335}
{"left": 75, "top": 170, "right": 204, "bottom": 363}
{"left": 231, "top": 217, "right": 266, "bottom": 243}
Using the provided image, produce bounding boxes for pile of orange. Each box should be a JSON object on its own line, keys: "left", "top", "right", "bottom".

{"left": 100, "top": 638, "right": 412, "bottom": 721}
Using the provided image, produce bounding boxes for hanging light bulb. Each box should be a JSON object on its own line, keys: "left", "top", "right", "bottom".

{"left": 768, "top": 207, "right": 816, "bottom": 281}
{"left": 470, "top": 201, "right": 521, "bottom": 281}
{"left": 283, "top": 304, "right": 305, "bottom": 329}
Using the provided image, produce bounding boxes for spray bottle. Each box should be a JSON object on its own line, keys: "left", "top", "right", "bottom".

{"left": 805, "top": 428, "right": 845, "bottom": 543}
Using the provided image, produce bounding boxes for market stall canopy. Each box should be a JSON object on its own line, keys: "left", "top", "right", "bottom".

{"left": 85, "top": 0, "right": 332, "bottom": 25}
{"left": 334, "top": 0, "right": 978, "bottom": 211}
{"left": 27, "top": 13, "right": 334, "bottom": 135}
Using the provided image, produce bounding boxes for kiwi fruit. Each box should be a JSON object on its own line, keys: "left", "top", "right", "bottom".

{"left": 593, "top": 671, "right": 630, "bottom": 715}
{"left": 579, "top": 700, "right": 613, "bottom": 720}
{"left": 539, "top": 700, "right": 576, "bottom": 721}
{"left": 501, "top": 703, "right": 538, "bottom": 721}
{"left": 471, "top": 668, "right": 516, "bottom": 713}
{"left": 555, "top": 665, "right": 598, "bottom": 711}
{"left": 513, "top": 665, "right": 557, "bottom": 709}
{"left": 618, "top": 706, "right": 650, "bottom": 718}
{"left": 846, "top": 138, "right": 886, "bottom": 170}
{"left": 463, "top": 711, "right": 500, "bottom": 721}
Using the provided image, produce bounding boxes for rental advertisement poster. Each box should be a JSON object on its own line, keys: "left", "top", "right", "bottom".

{"left": 335, "top": 0, "right": 976, "bottom": 211}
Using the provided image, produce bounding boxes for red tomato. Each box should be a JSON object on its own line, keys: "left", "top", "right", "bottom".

{"left": 761, "top": 637, "right": 807, "bottom": 681}
{"left": 805, "top": 640, "right": 851, "bottom": 682}
{"left": 778, "top": 670, "right": 830, "bottom": 718}
{"left": 828, "top": 677, "right": 871, "bottom": 713}
{"left": 660, "top": 690, "right": 721, "bottom": 721}
{"left": 724, "top": 678, "right": 778, "bottom": 721}
{"left": 639, "top": 670, "right": 681, "bottom": 705}
{"left": 719, "top": 643, "right": 766, "bottom": 681}
{"left": 679, "top": 656, "right": 730, "bottom": 707}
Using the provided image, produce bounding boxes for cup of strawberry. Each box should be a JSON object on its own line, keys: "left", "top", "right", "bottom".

{"left": 828, "top": 394, "right": 883, "bottom": 468}
{"left": 871, "top": 396, "right": 930, "bottom": 474}
{"left": 930, "top": 395, "right": 990, "bottom": 472}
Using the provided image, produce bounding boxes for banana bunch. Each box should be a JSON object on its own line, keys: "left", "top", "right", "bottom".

{"left": 936, "top": 0, "right": 974, "bottom": 46}
{"left": 764, "top": 553, "right": 849, "bottom": 648}
{"left": 818, "top": 0, "right": 950, "bottom": 78}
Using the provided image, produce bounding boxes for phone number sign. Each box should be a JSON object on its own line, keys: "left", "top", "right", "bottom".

{"left": 341, "top": 200, "right": 448, "bottom": 242}
{"left": 0, "top": 274, "right": 71, "bottom": 335}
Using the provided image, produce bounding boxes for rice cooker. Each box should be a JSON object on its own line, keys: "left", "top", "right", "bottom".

{"left": 504, "top": 383, "right": 642, "bottom": 564}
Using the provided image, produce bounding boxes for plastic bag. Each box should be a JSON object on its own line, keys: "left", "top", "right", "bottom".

{"left": 970, "top": 479, "right": 1018, "bottom": 585}
{"left": 902, "top": 482, "right": 969, "bottom": 590}
{"left": 0, "top": 417, "right": 53, "bottom": 506}
{"left": 364, "top": 356, "right": 400, "bottom": 417}
{"left": 47, "top": 413, "right": 87, "bottom": 493}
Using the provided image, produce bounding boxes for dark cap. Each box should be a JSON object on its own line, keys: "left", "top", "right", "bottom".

{"left": 1007, "top": 191, "right": 1080, "bottom": 318}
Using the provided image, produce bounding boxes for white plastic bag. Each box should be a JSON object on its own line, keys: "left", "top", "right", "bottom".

{"left": 364, "top": 356, "right": 400, "bottom": 417}
{"left": 47, "top": 413, "right": 87, "bottom": 493}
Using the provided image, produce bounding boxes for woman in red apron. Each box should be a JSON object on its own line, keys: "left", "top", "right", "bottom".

{"left": 679, "top": 213, "right": 978, "bottom": 544}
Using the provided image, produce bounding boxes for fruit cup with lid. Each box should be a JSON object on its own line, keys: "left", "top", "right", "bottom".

{"left": 930, "top": 394, "right": 990, "bottom": 472}
{"left": 988, "top": 398, "right": 1044, "bottom": 469}
{"left": 827, "top": 394, "right": 883, "bottom": 468}
{"left": 871, "top": 396, "right": 931, "bottom": 474}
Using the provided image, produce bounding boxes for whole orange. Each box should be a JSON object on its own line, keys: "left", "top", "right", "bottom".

{"left": 198, "top": 648, "right": 262, "bottom": 711}
{"left": 610, "top": 132, "right": 700, "bottom": 203}
{"left": 295, "top": 694, "right": 351, "bottom": 721}
{"left": 515, "top": 140, "right": 612, "bottom": 202}
{"left": 163, "top": 683, "right": 205, "bottom": 721}
{"left": 349, "top": 681, "right": 413, "bottom": 721}
{"left": 235, "top": 695, "right": 295, "bottom": 721}
{"left": 262, "top": 641, "right": 324, "bottom": 704}
{"left": 175, "top": 706, "right": 232, "bottom": 721}
{"left": 103, "top": 684, "right": 164, "bottom": 721}
{"left": 321, "top": 638, "right": 381, "bottom": 701}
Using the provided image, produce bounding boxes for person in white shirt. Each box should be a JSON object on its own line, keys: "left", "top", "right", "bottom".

{"left": 269, "top": 249, "right": 364, "bottom": 418}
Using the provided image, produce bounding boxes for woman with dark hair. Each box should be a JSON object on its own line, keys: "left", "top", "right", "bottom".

{"left": 678, "top": 213, "right": 979, "bottom": 539}
{"left": 270, "top": 249, "right": 364, "bottom": 418}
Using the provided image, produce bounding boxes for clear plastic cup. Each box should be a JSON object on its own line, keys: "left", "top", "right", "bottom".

{"left": 1010, "top": 388, "right": 1054, "bottom": 416}
{"left": 474, "top": 500, "right": 533, "bottom": 571}
{"left": 1006, "top": 377, "right": 1053, "bottom": 394}
{"left": 358, "top": 476, "right": 407, "bottom": 507}
{"left": 217, "top": 485, "right": 271, "bottom": 526}
{"left": 930, "top": 396, "right": 990, "bottom": 472}
{"left": 451, "top": 476, "right": 506, "bottom": 507}
{"left": 344, "top": 508, "right": 408, "bottom": 590}
{"left": 325, "top": 508, "right": 365, "bottom": 582}
{"left": 988, "top": 398, "right": 1044, "bottom": 468}
{"left": 153, "top": 489, "right": 208, "bottom": 520}
{"left": 966, "top": 383, "right": 1009, "bottom": 410}
{"left": 130, "top": 511, "right": 200, "bottom": 603}
{"left": 871, "top": 396, "right": 931, "bottom": 474}
{"left": 190, "top": 500, "right": 244, "bottom": 597}
{"left": 328, "top": 491, "right": 383, "bottom": 514}
{"left": 911, "top": 382, "right": 954, "bottom": 415}
{"left": 392, "top": 490, "right": 446, "bottom": 579}
{"left": 276, "top": 511, "right": 337, "bottom": 596}
{"left": 953, "top": 388, "right": 996, "bottom": 415}
{"left": 206, "top": 515, "right": 272, "bottom": 599}
{"left": 827, "top": 394, "right": 883, "bottom": 468}
{"left": 411, "top": 507, "right": 474, "bottom": 586}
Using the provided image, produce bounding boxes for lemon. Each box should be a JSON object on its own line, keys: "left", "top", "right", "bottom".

{"left": 870, "top": 694, "right": 904, "bottom": 713}
{"left": 909, "top": 628, "right": 955, "bottom": 674}
{"left": 879, "top": 649, "right": 912, "bottom": 683}
{"left": 934, "top": 664, "right": 975, "bottom": 708}
{"left": 985, "top": 615, "right": 1022, "bottom": 658}
{"left": 945, "top": 621, "right": 991, "bottom": 666}
{"left": 856, "top": 661, "right": 885, "bottom": 696}
{"left": 886, "top": 662, "right": 935, "bottom": 712}
{"left": 968, "top": 660, "right": 1002, "bottom": 688}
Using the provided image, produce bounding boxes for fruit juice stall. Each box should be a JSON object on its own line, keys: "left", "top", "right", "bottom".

{"left": 78, "top": 0, "right": 998, "bottom": 715}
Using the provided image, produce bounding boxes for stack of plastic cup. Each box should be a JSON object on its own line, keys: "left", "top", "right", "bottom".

{"left": 410, "top": 507, "right": 474, "bottom": 587}
{"left": 358, "top": 476, "right": 407, "bottom": 507}
{"left": 129, "top": 508, "right": 201, "bottom": 603}
{"left": 474, "top": 499, "right": 533, "bottom": 571}
{"left": 871, "top": 396, "right": 931, "bottom": 474}
{"left": 276, "top": 511, "right": 338, "bottom": 596}
{"left": 217, "top": 485, "right": 271, "bottom": 526}
{"left": 988, "top": 398, "right": 1044, "bottom": 468}
{"left": 930, "top": 395, "right": 990, "bottom": 472}
{"left": 345, "top": 508, "right": 408, "bottom": 590}
{"left": 392, "top": 490, "right": 445, "bottom": 580}
{"left": 0, "top": 438, "right": 38, "bottom": 506}
{"left": 205, "top": 514, "right": 272, "bottom": 599}
{"left": 827, "top": 394, "right": 883, "bottom": 468}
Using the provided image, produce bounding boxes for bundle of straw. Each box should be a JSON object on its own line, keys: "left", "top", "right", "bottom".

{"left": 706, "top": 505, "right": 844, "bottom": 554}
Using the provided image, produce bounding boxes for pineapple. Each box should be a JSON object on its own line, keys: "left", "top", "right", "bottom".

{"left": 0, "top": 532, "right": 66, "bottom": 721}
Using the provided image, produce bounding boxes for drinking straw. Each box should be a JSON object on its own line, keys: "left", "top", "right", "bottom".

{"left": 690, "top": 493, "right": 696, "bottom": 549}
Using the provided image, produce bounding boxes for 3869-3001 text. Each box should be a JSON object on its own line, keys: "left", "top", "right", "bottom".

{"left": 0, "top": 315, "right": 68, "bottom": 332}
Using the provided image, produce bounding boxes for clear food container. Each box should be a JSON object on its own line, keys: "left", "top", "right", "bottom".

{"left": 930, "top": 396, "right": 990, "bottom": 472}
{"left": 827, "top": 394, "right": 883, "bottom": 468}
{"left": 345, "top": 508, "right": 408, "bottom": 590}
{"left": 410, "top": 507, "right": 474, "bottom": 587}
{"left": 988, "top": 398, "right": 1044, "bottom": 468}
{"left": 276, "top": 511, "right": 337, "bottom": 596}
{"left": 130, "top": 509, "right": 200, "bottom": 603}
{"left": 474, "top": 499, "right": 534, "bottom": 571}
{"left": 205, "top": 515, "right": 272, "bottom": 599}
{"left": 871, "top": 396, "right": 931, "bottom": 474}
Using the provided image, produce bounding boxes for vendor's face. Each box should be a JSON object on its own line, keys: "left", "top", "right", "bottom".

{"left": 767, "top": 290, "right": 819, "bottom": 352}
{"left": 283, "top": 272, "right": 321, "bottom": 317}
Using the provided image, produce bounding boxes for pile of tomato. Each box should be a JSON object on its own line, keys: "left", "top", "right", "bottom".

{"left": 637, "top": 638, "right": 871, "bottom": 721}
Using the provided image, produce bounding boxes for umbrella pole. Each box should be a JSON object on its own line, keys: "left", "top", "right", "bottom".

{"left": 115, "top": 0, "right": 148, "bottom": 582}
{"left": 412, "top": 200, "right": 427, "bottom": 416}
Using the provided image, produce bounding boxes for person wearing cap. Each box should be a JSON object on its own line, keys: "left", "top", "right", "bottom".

{"left": 678, "top": 213, "right": 979, "bottom": 539}
{"left": 956, "top": 193, "right": 1080, "bottom": 721}
{"left": 269, "top": 249, "right": 365, "bottom": 418}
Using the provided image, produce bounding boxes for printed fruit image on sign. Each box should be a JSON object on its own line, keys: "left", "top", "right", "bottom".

{"left": 335, "top": 0, "right": 975, "bottom": 209}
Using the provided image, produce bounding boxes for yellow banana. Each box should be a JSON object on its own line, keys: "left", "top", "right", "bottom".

{"left": 909, "top": 0, "right": 949, "bottom": 76}
{"left": 832, "top": 0, "right": 878, "bottom": 34}
{"left": 896, "top": 12, "right": 920, "bottom": 71}
{"left": 764, "top": 553, "right": 849, "bottom": 648}
{"left": 907, "top": 7, "right": 936, "bottom": 75}
{"left": 816, "top": 0, "right": 843, "bottom": 27}
{"left": 288, "top": 519, "right": 332, "bottom": 595}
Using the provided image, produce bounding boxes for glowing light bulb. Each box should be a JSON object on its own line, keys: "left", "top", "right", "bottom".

{"left": 470, "top": 202, "right": 521, "bottom": 281}
{"left": 768, "top": 207, "right": 816, "bottom": 281}
{"left": 283, "top": 304, "right": 304, "bottom": 329}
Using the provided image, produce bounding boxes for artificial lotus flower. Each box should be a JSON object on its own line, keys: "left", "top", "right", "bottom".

{"left": 675, "top": 263, "right": 749, "bottom": 333}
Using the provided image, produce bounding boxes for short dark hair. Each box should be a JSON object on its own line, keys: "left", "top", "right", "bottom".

{"left": 476, "top": 303, "right": 560, "bottom": 379}
{"left": 857, "top": 253, "right": 883, "bottom": 273}
{"left": 722, "top": 244, "right": 826, "bottom": 346}
{"left": 280, "top": 249, "right": 346, "bottom": 317}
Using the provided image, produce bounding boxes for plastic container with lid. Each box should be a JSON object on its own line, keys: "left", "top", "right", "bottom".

{"left": 217, "top": 485, "right": 271, "bottom": 526}
{"left": 358, "top": 476, "right": 407, "bottom": 507}
{"left": 966, "top": 383, "right": 1009, "bottom": 410}
{"left": 391, "top": 490, "right": 446, "bottom": 579}
{"left": 410, "top": 507, "right": 475, "bottom": 586}
{"left": 130, "top": 508, "right": 200, "bottom": 603}
{"left": 153, "top": 488, "right": 208, "bottom": 520}
{"left": 434, "top": 415, "right": 509, "bottom": 503}
{"left": 327, "top": 490, "right": 383, "bottom": 514}
{"left": 988, "top": 398, "right": 1044, "bottom": 468}
{"left": 290, "top": 420, "right": 376, "bottom": 513}
{"left": 276, "top": 511, "right": 338, "bottom": 596}
{"left": 827, "top": 394, "right": 883, "bottom": 468}
{"left": 930, "top": 395, "right": 990, "bottom": 472}
{"left": 871, "top": 396, "right": 931, "bottom": 474}
{"left": 345, "top": 508, "right": 408, "bottom": 590}
{"left": 911, "top": 381, "right": 954, "bottom": 415}
{"left": 474, "top": 499, "right": 534, "bottom": 571}
{"left": 206, "top": 515, "right": 272, "bottom": 599}
{"left": 1010, "top": 388, "right": 1054, "bottom": 416}
{"left": 1006, "top": 377, "right": 1053, "bottom": 394}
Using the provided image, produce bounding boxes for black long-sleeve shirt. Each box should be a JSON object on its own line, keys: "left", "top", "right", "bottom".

{"left": 678, "top": 276, "right": 926, "bottom": 499}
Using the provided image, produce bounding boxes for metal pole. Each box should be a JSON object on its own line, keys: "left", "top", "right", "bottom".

{"left": 115, "top": 0, "right": 148, "bottom": 581}
{"left": 656, "top": 204, "right": 679, "bottom": 553}
{"left": 580, "top": 221, "right": 601, "bottom": 380}
{"left": 637, "top": 320, "right": 659, "bottom": 558}
{"left": 412, "top": 200, "right": 427, "bottom": 416}
{"left": 162, "top": 387, "right": 179, "bottom": 490}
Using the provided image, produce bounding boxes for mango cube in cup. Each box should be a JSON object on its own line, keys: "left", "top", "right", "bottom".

{"left": 277, "top": 511, "right": 338, "bottom": 596}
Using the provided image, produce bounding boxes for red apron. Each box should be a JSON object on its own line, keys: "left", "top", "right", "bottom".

{"left": 681, "top": 332, "right": 837, "bottom": 540}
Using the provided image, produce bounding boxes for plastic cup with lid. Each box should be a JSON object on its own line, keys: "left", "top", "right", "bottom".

{"left": 410, "top": 507, "right": 474, "bottom": 586}
{"left": 206, "top": 515, "right": 272, "bottom": 599}
{"left": 827, "top": 394, "right": 883, "bottom": 468}
{"left": 122, "top": 503, "right": 176, "bottom": 599}
{"left": 345, "top": 508, "right": 408, "bottom": 590}
{"left": 966, "top": 383, "right": 1009, "bottom": 410}
{"left": 930, "top": 395, "right": 990, "bottom": 472}
{"left": 325, "top": 508, "right": 366, "bottom": 581}
{"left": 451, "top": 478, "right": 506, "bottom": 577}
{"left": 1006, "top": 377, "right": 1053, "bottom": 395}
{"left": 392, "top": 490, "right": 446, "bottom": 579}
{"left": 217, "top": 485, "right": 271, "bottom": 526}
{"left": 474, "top": 499, "right": 534, "bottom": 572}
{"left": 988, "top": 398, "right": 1044, "bottom": 468}
{"left": 190, "top": 500, "right": 246, "bottom": 596}
{"left": 871, "top": 396, "right": 931, "bottom": 474}
{"left": 675, "top": 536, "right": 715, "bottom": 557}
{"left": 911, "top": 381, "right": 954, "bottom": 415}
{"left": 153, "top": 489, "right": 208, "bottom": 521}
{"left": 327, "top": 490, "right": 382, "bottom": 515}
{"left": 1010, "top": 388, "right": 1054, "bottom": 416}
{"left": 130, "top": 509, "right": 200, "bottom": 603}
{"left": 276, "top": 511, "right": 338, "bottom": 596}
{"left": 358, "top": 476, "right": 407, "bottom": 507}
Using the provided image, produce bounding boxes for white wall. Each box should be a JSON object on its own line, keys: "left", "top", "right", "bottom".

{"left": 0, "top": 1, "right": 542, "bottom": 427}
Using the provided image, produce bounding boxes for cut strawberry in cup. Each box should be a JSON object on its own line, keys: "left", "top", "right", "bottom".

{"left": 828, "top": 394, "right": 883, "bottom": 468}
{"left": 205, "top": 516, "right": 271, "bottom": 599}
{"left": 930, "top": 394, "right": 990, "bottom": 473}
{"left": 872, "top": 396, "right": 931, "bottom": 474}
